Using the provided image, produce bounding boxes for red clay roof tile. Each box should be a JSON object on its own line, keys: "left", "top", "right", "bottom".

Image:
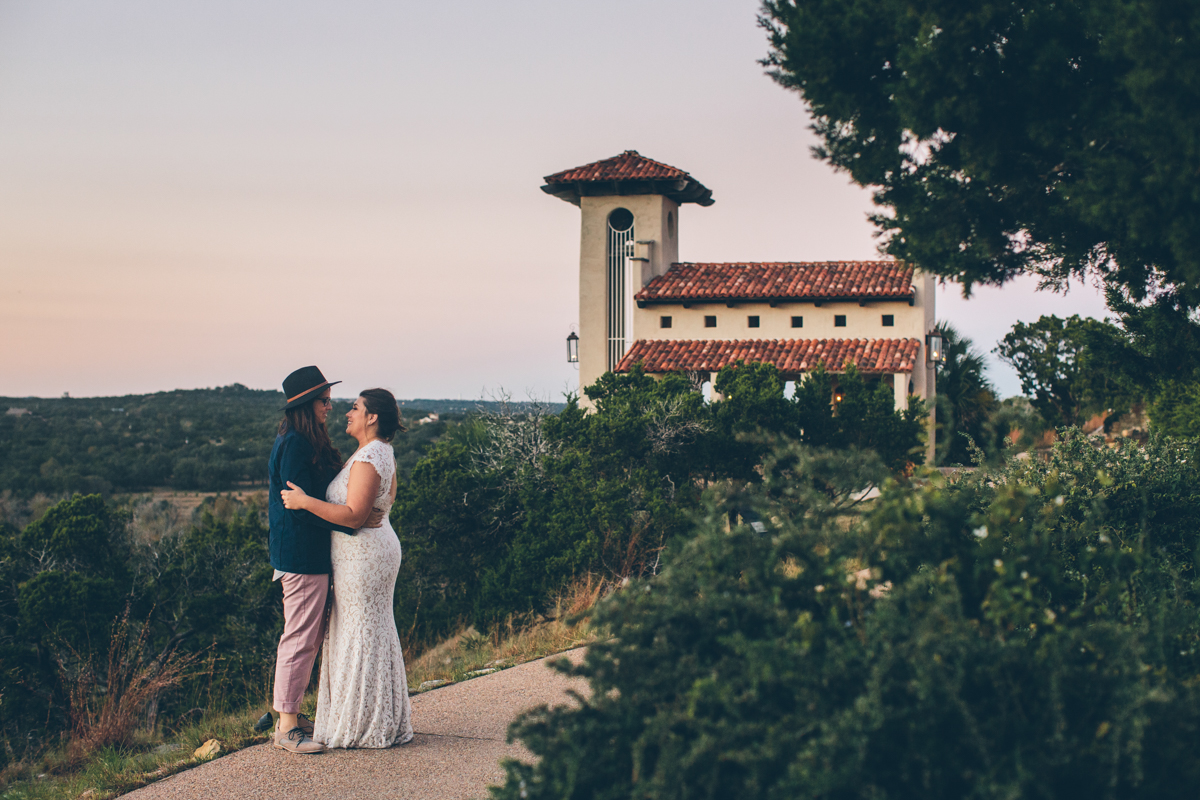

{"left": 544, "top": 150, "right": 692, "bottom": 183}
{"left": 541, "top": 151, "right": 715, "bottom": 206}
{"left": 635, "top": 262, "right": 914, "bottom": 303}
{"left": 614, "top": 338, "right": 921, "bottom": 375}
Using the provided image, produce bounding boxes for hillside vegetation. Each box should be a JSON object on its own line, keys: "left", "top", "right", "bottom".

{"left": 0, "top": 385, "right": 459, "bottom": 497}
{"left": 0, "top": 361, "right": 923, "bottom": 776}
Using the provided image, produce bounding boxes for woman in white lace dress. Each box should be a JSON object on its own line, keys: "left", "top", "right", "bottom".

{"left": 280, "top": 388, "right": 413, "bottom": 748}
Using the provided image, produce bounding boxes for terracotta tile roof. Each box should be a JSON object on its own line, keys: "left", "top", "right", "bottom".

{"left": 614, "top": 338, "right": 921, "bottom": 375}
{"left": 635, "top": 262, "right": 914, "bottom": 304}
{"left": 544, "top": 150, "right": 691, "bottom": 183}
{"left": 541, "top": 151, "right": 714, "bottom": 206}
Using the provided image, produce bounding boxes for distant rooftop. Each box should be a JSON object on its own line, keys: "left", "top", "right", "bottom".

{"left": 541, "top": 150, "right": 714, "bottom": 206}
{"left": 635, "top": 262, "right": 914, "bottom": 306}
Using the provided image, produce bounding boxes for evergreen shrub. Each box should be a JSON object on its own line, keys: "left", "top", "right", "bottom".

{"left": 492, "top": 432, "right": 1200, "bottom": 799}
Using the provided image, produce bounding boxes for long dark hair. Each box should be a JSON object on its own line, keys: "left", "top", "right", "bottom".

{"left": 278, "top": 399, "right": 342, "bottom": 471}
{"left": 359, "top": 388, "right": 406, "bottom": 442}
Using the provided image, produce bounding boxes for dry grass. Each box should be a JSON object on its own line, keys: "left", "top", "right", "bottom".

{"left": 407, "top": 573, "right": 607, "bottom": 690}
{"left": 60, "top": 612, "right": 204, "bottom": 762}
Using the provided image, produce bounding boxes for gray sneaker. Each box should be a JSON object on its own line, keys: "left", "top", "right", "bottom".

{"left": 274, "top": 726, "right": 325, "bottom": 754}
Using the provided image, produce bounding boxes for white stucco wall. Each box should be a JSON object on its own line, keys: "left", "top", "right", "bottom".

{"left": 577, "top": 194, "right": 681, "bottom": 398}
{"left": 631, "top": 298, "right": 925, "bottom": 343}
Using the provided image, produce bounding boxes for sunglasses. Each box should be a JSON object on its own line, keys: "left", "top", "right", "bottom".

{"left": 316, "top": 397, "right": 333, "bottom": 407}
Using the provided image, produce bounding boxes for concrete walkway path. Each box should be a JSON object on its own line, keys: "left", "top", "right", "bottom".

{"left": 124, "top": 649, "right": 587, "bottom": 800}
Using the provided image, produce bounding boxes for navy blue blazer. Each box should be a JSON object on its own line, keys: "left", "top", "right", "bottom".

{"left": 267, "top": 430, "right": 353, "bottom": 575}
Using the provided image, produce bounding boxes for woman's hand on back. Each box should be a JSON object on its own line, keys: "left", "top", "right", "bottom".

{"left": 279, "top": 461, "right": 382, "bottom": 529}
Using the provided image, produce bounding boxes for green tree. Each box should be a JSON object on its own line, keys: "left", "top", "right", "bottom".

{"left": 934, "top": 322, "right": 997, "bottom": 464}
{"left": 1096, "top": 288, "right": 1200, "bottom": 387}
{"left": 978, "top": 395, "right": 1047, "bottom": 455}
{"left": 710, "top": 360, "right": 926, "bottom": 478}
{"left": 395, "top": 370, "right": 709, "bottom": 644}
{"left": 395, "top": 362, "right": 927, "bottom": 651}
{"left": 759, "top": 0, "right": 1200, "bottom": 305}
{"left": 1081, "top": 287, "right": 1200, "bottom": 436}
{"left": 994, "top": 314, "right": 1133, "bottom": 428}
{"left": 0, "top": 496, "right": 132, "bottom": 752}
{"left": 136, "top": 504, "right": 280, "bottom": 714}
{"left": 0, "top": 493, "right": 285, "bottom": 758}
{"left": 710, "top": 360, "right": 797, "bottom": 482}
{"left": 392, "top": 420, "right": 521, "bottom": 644}
{"left": 790, "top": 363, "right": 927, "bottom": 472}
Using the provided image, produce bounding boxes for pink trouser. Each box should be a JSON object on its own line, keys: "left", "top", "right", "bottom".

{"left": 273, "top": 572, "right": 330, "bottom": 714}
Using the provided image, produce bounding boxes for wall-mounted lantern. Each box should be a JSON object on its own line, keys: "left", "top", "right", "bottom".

{"left": 926, "top": 332, "right": 945, "bottom": 366}
{"left": 566, "top": 331, "right": 579, "bottom": 363}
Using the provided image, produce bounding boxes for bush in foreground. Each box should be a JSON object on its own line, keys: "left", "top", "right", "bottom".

{"left": 492, "top": 433, "right": 1200, "bottom": 799}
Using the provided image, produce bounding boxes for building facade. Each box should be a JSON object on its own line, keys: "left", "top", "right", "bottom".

{"left": 543, "top": 150, "right": 937, "bottom": 459}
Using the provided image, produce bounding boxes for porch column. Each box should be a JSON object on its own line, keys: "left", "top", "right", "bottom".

{"left": 893, "top": 373, "right": 909, "bottom": 413}
{"left": 709, "top": 372, "right": 724, "bottom": 402}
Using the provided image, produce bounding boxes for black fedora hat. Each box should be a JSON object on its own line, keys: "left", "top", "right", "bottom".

{"left": 281, "top": 366, "right": 341, "bottom": 410}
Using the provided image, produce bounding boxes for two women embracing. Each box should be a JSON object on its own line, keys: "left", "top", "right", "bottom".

{"left": 266, "top": 365, "right": 413, "bottom": 754}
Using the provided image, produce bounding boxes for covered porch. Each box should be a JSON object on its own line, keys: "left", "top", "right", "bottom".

{"left": 614, "top": 337, "right": 922, "bottom": 412}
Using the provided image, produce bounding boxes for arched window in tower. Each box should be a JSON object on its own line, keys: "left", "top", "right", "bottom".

{"left": 607, "top": 208, "right": 634, "bottom": 370}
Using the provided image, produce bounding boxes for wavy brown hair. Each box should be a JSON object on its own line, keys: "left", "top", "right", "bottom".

{"left": 278, "top": 399, "right": 342, "bottom": 471}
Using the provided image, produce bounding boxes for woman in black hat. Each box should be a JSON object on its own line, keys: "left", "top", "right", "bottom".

{"left": 267, "top": 365, "right": 381, "bottom": 754}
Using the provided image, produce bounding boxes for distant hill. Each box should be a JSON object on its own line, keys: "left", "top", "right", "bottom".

{"left": 398, "top": 398, "right": 568, "bottom": 416}
{"left": 0, "top": 385, "right": 559, "bottom": 497}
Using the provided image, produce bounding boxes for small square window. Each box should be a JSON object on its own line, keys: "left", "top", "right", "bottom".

{"left": 705, "top": 315, "right": 717, "bottom": 328}
{"left": 660, "top": 316, "right": 672, "bottom": 328}
{"left": 881, "top": 314, "right": 894, "bottom": 327}
{"left": 834, "top": 315, "right": 847, "bottom": 327}
{"left": 748, "top": 315, "right": 760, "bottom": 328}
{"left": 791, "top": 316, "right": 803, "bottom": 328}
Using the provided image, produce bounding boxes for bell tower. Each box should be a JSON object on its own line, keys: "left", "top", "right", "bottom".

{"left": 541, "top": 151, "right": 713, "bottom": 394}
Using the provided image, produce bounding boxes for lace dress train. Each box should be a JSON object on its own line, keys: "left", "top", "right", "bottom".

{"left": 313, "top": 440, "right": 413, "bottom": 748}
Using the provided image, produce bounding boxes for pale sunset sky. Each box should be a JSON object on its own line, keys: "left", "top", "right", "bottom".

{"left": 0, "top": 0, "right": 1108, "bottom": 401}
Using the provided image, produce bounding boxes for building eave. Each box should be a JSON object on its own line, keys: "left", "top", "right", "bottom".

{"left": 637, "top": 293, "right": 915, "bottom": 309}
{"left": 540, "top": 178, "right": 713, "bottom": 207}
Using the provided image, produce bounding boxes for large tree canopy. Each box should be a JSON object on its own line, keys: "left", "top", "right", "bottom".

{"left": 760, "top": 0, "right": 1200, "bottom": 304}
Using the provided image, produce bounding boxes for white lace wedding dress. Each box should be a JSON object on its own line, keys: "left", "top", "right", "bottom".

{"left": 313, "top": 439, "right": 413, "bottom": 748}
